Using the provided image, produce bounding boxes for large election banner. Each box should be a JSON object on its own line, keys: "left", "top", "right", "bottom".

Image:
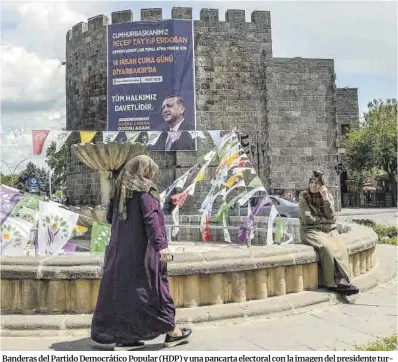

{"left": 107, "top": 19, "right": 196, "bottom": 151}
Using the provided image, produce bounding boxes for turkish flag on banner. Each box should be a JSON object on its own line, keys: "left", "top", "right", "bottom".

{"left": 32, "top": 130, "right": 49, "bottom": 155}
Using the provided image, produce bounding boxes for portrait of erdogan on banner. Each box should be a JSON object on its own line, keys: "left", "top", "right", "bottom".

{"left": 150, "top": 95, "right": 196, "bottom": 152}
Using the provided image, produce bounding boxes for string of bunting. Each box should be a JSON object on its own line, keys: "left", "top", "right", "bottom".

{"left": 1, "top": 128, "right": 292, "bottom": 250}
{"left": 0, "top": 186, "right": 112, "bottom": 256}
{"left": 0, "top": 129, "right": 224, "bottom": 156}
{"left": 159, "top": 129, "right": 292, "bottom": 245}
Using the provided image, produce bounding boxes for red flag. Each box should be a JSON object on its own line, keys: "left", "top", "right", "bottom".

{"left": 32, "top": 130, "right": 49, "bottom": 155}
{"left": 201, "top": 217, "right": 210, "bottom": 242}
{"left": 171, "top": 192, "right": 188, "bottom": 208}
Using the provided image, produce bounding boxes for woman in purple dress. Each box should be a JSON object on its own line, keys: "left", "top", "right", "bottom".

{"left": 91, "top": 155, "right": 192, "bottom": 351}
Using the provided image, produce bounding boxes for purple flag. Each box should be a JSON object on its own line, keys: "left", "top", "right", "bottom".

{"left": 238, "top": 196, "right": 271, "bottom": 244}
{"left": 1, "top": 186, "right": 21, "bottom": 225}
{"left": 62, "top": 241, "right": 77, "bottom": 255}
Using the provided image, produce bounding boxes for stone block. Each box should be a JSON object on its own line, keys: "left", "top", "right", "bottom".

{"left": 273, "top": 266, "right": 286, "bottom": 296}
{"left": 72, "top": 22, "right": 88, "bottom": 39}
{"left": 231, "top": 272, "right": 247, "bottom": 303}
{"left": 141, "top": 8, "right": 162, "bottom": 21}
{"left": 225, "top": 9, "right": 245, "bottom": 24}
{"left": 88, "top": 15, "right": 108, "bottom": 31}
{"left": 208, "top": 273, "right": 224, "bottom": 304}
{"left": 183, "top": 275, "right": 200, "bottom": 307}
{"left": 200, "top": 9, "right": 219, "bottom": 22}
{"left": 359, "top": 251, "right": 367, "bottom": 274}
{"left": 251, "top": 11, "right": 271, "bottom": 28}
{"left": 111, "top": 10, "right": 133, "bottom": 24}
{"left": 172, "top": 7, "right": 192, "bottom": 19}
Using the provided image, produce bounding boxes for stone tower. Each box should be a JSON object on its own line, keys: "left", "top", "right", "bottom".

{"left": 65, "top": 7, "right": 359, "bottom": 210}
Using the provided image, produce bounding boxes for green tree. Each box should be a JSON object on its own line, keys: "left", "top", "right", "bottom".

{"left": 45, "top": 141, "right": 67, "bottom": 192}
{"left": 343, "top": 98, "right": 397, "bottom": 206}
{"left": 0, "top": 173, "right": 19, "bottom": 187}
{"left": 18, "top": 162, "right": 49, "bottom": 194}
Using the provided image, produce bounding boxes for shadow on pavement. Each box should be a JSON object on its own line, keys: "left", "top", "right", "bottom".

{"left": 50, "top": 338, "right": 187, "bottom": 351}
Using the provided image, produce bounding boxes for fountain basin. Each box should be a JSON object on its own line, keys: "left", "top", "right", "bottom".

{"left": 0, "top": 223, "right": 377, "bottom": 314}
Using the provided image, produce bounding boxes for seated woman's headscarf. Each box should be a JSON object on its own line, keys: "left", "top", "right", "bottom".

{"left": 114, "top": 155, "right": 160, "bottom": 221}
{"left": 305, "top": 170, "right": 334, "bottom": 217}
{"left": 309, "top": 170, "right": 325, "bottom": 186}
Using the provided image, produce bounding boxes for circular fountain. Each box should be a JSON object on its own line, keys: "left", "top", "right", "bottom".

{"left": 1, "top": 220, "right": 377, "bottom": 316}
{"left": 0, "top": 141, "right": 379, "bottom": 326}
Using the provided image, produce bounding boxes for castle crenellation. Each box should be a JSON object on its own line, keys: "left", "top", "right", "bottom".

{"left": 66, "top": 8, "right": 273, "bottom": 42}
{"left": 65, "top": 7, "right": 359, "bottom": 210}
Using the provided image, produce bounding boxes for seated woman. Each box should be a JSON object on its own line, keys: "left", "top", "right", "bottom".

{"left": 298, "top": 171, "right": 359, "bottom": 295}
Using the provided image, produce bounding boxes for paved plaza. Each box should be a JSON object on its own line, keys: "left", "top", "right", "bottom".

{"left": 1, "top": 243, "right": 396, "bottom": 352}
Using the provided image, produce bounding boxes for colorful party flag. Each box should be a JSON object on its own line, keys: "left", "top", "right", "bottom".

{"left": 62, "top": 242, "right": 77, "bottom": 255}
{"left": 266, "top": 205, "right": 279, "bottom": 246}
{"left": 274, "top": 218, "right": 285, "bottom": 243}
{"left": 125, "top": 132, "right": 140, "bottom": 143}
{"left": 189, "top": 131, "right": 206, "bottom": 139}
{"left": 0, "top": 186, "right": 22, "bottom": 225}
{"left": 147, "top": 131, "right": 162, "bottom": 145}
{"left": 203, "top": 149, "right": 216, "bottom": 162}
{"left": 171, "top": 206, "right": 179, "bottom": 237}
{"left": 159, "top": 191, "right": 166, "bottom": 208}
{"left": 53, "top": 131, "right": 72, "bottom": 153}
{"left": 32, "top": 130, "right": 49, "bottom": 155}
{"left": 102, "top": 131, "right": 119, "bottom": 144}
{"left": 226, "top": 151, "right": 241, "bottom": 165}
{"left": 222, "top": 213, "right": 231, "bottom": 243}
{"left": 248, "top": 176, "right": 263, "bottom": 189}
{"left": 225, "top": 172, "right": 243, "bottom": 188}
{"left": 195, "top": 167, "right": 206, "bottom": 182}
{"left": 90, "top": 222, "right": 111, "bottom": 253}
{"left": 16, "top": 206, "right": 39, "bottom": 225}
{"left": 11, "top": 193, "right": 44, "bottom": 216}
{"left": 185, "top": 182, "right": 197, "bottom": 196}
{"left": 80, "top": 131, "right": 96, "bottom": 144}
{"left": 208, "top": 130, "right": 221, "bottom": 146}
{"left": 74, "top": 225, "right": 88, "bottom": 233}
{"left": 224, "top": 179, "right": 246, "bottom": 199}
{"left": 171, "top": 192, "right": 188, "bottom": 208}
{"left": 1, "top": 217, "right": 33, "bottom": 256}
{"left": 37, "top": 201, "right": 79, "bottom": 255}
{"left": 7, "top": 128, "right": 23, "bottom": 147}
{"left": 200, "top": 212, "right": 210, "bottom": 242}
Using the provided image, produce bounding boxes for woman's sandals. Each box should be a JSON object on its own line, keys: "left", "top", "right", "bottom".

{"left": 327, "top": 284, "right": 359, "bottom": 296}
{"left": 164, "top": 328, "right": 192, "bottom": 348}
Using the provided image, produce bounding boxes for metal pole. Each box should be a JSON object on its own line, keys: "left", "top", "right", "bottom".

{"left": 49, "top": 169, "right": 52, "bottom": 198}
{"left": 0, "top": 160, "right": 12, "bottom": 180}
{"left": 1, "top": 158, "right": 30, "bottom": 187}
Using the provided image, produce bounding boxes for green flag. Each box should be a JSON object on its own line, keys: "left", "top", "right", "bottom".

{"left": 90, "top": 222, "right": 111, "bottom": 253}
{"left": 16, "top": 206, "right": 39, "bottom": 224}
{"left": 248, "top": 176, "right": 263, "bottom": 189}
{"left": 274, "top": 218, "right": 285, "bottom": 242}
{"left": 11, "top": 193, "right": 44, "bottom": 216}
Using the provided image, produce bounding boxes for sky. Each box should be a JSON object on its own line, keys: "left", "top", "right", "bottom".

{"left": 0, "top": 0, "right": 397, "bottom": 173}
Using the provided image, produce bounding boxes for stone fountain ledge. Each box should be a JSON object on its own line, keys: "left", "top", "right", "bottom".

{"left": 1, "top": 224, "right": 377, "bottom": 318}
{"left": 1, "top": 245, "right": 396, "bottom": 338}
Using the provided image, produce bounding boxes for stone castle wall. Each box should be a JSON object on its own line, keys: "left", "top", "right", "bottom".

{"left": 267, "top": 57, "right": 339, "bottom": 202}
{"left": 65, "top": 7, "right": 359, "bottom": 210}
{"left": 336, "top": 88, "right": 359, "bottom": 127}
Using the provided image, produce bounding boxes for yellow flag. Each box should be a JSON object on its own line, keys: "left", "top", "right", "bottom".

{"left": 225, "top": 172, "right": 243, "bottom": 188}
{"left": 80, "top": 131, "right": 97, "bottom": 144}
{"left": 227, "top": 151, "right": 240, "bottom": 165}
{"left": 195, "top": 166, "right": 206, "bottom": 182}
{"left": 74, "top": 225, "right": 88, "bottom": 233}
